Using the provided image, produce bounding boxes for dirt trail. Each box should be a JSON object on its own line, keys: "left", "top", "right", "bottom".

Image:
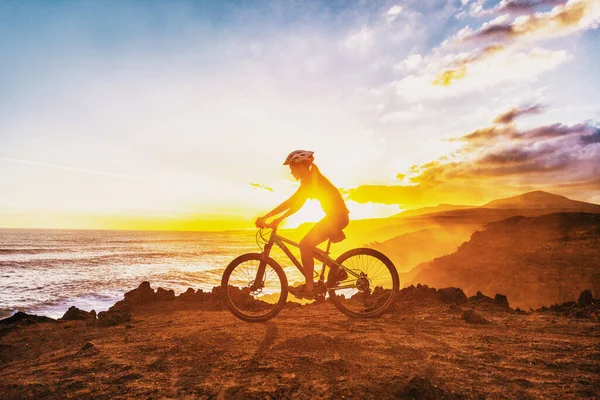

{"left": 1, "top": 300, "right": 599, "bottom": 399}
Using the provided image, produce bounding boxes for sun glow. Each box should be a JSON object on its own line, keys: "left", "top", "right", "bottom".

{"left": 282, "top": 199, "right": 402, "bottom": 228}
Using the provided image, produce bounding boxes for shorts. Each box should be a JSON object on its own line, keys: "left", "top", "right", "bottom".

{"left": 316, "top": 212, "right": 349, "bottom": 235}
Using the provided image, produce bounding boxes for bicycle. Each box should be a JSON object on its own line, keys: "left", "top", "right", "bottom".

{"left": 221, "top": 226, "right": 399, "bottom": 322}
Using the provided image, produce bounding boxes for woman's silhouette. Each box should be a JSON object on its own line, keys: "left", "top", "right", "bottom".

{"left": 255, "top": 150, "right": 349, "bottom": 299}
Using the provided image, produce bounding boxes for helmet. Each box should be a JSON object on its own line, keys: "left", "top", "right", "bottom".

{"left": 283, "top": 150, "right": 314, "bottom": 165}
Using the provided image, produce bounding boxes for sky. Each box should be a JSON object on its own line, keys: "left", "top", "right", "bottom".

{"left": 1, "top": 0, "right": 599, "bottom": 230}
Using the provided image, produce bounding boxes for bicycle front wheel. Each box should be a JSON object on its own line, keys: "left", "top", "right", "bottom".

{"left": 221, "top": 253, "right": 288, "bottom": 322}
{"left": 327, "top": 248, "right": 399, "bottom": 318}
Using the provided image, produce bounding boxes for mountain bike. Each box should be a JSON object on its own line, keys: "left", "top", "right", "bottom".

{"left": 221, "top": 227, "right": 399, "bottom": 322}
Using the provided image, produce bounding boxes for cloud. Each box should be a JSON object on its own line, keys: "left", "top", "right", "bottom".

{"left": 433, "top": 65, "right": 468, "bottom": 86}
{"left": 464, "top": 0, "right": 600, "bottom": 41}
{"left": 497, "top": 0, "right": 568, "bottom": 13}
{"left": 398, "top": 47, "right": 567, "bottom": 99}
{"left": 349, "top": 108, "right": 600, "bottom": 207}
{"left": 249, "top": 182, "right": 273, "bottom": 192}
{"left": 470, "top": 0, "right": 569, "bottom": 17}
{"left": 493, "top": 103, "right": 545, "bottom": 124}
{"left": 438, "top": 120, "right": 599, "bottom": 181}
{"left": 395, "top": 54, "right": 422, "bottom": 70}
{"left": 385, "top": 5, "right": 404, "bottom": 23}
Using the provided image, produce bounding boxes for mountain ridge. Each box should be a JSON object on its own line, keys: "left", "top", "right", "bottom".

{"left": 408, "top": 212, "right": 600, "bottom": 308}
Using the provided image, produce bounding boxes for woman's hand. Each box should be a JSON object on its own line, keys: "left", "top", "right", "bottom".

{"left": 255, "top": 216, "right": 268, "bottom": 228}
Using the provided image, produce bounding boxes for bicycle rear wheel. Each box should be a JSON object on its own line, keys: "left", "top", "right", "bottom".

{"left": 327, "top": 248, "right": 399, "bottom": 318}
{"left": 221, "top": 253, "right": 288, "bottom": 322}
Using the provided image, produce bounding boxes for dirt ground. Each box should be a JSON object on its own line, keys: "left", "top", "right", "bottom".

{"left": 1, "top": 299, "right": 599, "bottom": 399}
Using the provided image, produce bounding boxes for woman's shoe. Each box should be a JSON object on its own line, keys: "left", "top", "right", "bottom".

{"left": 288, "top": 283, "right": 315, "bottom": 300}
{"left": 327, "top": 267, "right": 348, "bottom": 288}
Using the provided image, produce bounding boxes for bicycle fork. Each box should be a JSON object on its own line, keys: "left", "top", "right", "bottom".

{"left": 251, "top": 242, "right": 273, "bottom": 291}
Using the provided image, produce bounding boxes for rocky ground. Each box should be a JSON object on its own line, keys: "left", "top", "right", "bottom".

{"left": 1, "top": 283, "right": 599, "bottom": 399}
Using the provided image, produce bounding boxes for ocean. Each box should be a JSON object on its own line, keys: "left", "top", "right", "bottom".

{"left": 0, "top": 229, "right": 266, "bottom": 319}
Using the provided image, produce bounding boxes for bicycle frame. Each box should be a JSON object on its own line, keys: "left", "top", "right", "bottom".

{"left": 252, "top": 228, "right": 360, "bottom": 291}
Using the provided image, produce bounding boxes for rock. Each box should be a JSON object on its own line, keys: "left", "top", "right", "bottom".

{"left": 98, "top": 300, "right": 133, "bottom": 327}
{"left": 178, "top": 288, "right": 196, "bottom": 300}
{"left": 0, "top": 312, "right": 56, "bottom": 326}
{"left": 124, "top": 281, "right": 156, "bottom": 304}
{"left": 98, "top": 309, "right": 131, "bottom": 327}
{"left": 391, "top": 376, "right": 448, "bottom": 399}
{"left": 461, "top": 309, "right": 491, "bottom": 324}
{"left": 81, "top": 342, "right": 95, "bottom": 351}
{"left": 494, "top": 294, "right": 510, "bottom": 308}
{"left": 156, "top": 287, "right": 175, "bottom": 301}
{"left": 61, "top": 306, "right": 96, "bottom": 321}
{"left": 397, "top": 284, "right": 438, "bottom": 303}
{"left": 578, "top": 289, "right": 594, "bottom": 307}
{"left": 78, "top": 342, "right": 99, "bottom": 355}
{"left": 437, "top": 287, "right": 467, "bottom": 305}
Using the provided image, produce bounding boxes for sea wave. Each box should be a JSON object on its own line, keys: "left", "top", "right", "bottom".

{"left": 0, "top": 248, "right": 72, "bottom": 254}
{"left": 0, "top": 229, "right": 258, "bottom": 319}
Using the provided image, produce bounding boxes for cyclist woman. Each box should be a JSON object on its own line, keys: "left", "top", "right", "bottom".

{"left": 255, "top": 150, "right": 349, "bottom": 299}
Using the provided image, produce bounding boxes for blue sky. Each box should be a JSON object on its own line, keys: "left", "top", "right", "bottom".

{"left": 1, "top": 0, "right": 599, "bottom": 229}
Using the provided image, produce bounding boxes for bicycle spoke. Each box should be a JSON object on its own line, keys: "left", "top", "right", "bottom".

{"left": 328, "top": 249, "right": 398, "bottom": 318}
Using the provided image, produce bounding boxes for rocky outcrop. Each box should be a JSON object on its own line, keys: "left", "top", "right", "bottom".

{"left": 396, "top": 284, "right": 507, "bottom": 309}
{"left": 410, "top": 213, "right": 600, "bottom": 308}
{"left": 61, "top": 307, "right": 96, "bottom": 321}
{"left": 0, "top": 312, "right": 56, "bottom": 326}
{"left": 98, "top": 300, "right": 132, "bottom": 327}
{"left": 467, "top": 291, "right": 510, "bottom": 309}
{"left": 538, "top": 289, "right": 600, "bottom": 319}
{"left": 437, "top": 287, "right": 467, "bottom": 305}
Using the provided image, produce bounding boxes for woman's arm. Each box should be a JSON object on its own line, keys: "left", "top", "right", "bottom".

{"left": 256, "top": 188, "right": 307, "bottom": 227}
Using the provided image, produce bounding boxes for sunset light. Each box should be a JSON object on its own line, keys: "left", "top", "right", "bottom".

{"left": 2, "top": 2, "right": 600, "bottom": 398}
{"left": 1, "top": 0, "right": 598, "bottom": 231}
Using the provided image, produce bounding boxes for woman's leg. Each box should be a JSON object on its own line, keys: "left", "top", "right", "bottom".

{"left": 298, "top": 220, "right": 332, "bottom": 293}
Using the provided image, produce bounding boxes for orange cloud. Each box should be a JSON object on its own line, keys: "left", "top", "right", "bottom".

{"left": 466, "top": 0, "right": 600, "bottom": 41}
{"left": 348, "top": 106, "right": 600, "bottom": 208}
{"left": 249, "top": 183, "right": 273, "bottom": 192}
{"left": 493, "top": 104, "right": 545, "bottom": 124}
{"left": 433, "top": 65, "right": 467, "bottom": 86}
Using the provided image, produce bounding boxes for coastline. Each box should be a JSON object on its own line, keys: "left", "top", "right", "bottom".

{"left": 1, "top": 282, "right": 598, "bottom": 399}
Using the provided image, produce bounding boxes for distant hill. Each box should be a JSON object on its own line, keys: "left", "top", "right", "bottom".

{"left": 483, "top": 191, "right": 600, "bottom": 211}
{"left": 290, "top": 191, "right": 600, "bottom": 266}
{"left": 393, "top": 204, "right": 476, "bottom": 218}
{"left": 409, "top": 213, "right": 600, "bottom": 308}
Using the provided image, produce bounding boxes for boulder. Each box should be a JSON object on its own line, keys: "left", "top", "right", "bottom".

{"left": 397, "top": 284, "right": 438, "bottom": 303}
{"left": 391, "top": 376, "right": 449, "bottom": 399}
{"left": 156, "top": 287, "right": 175, "bottom": 301}
{"left": 437, "top": 287, "right": 467, "bottom": 305}
{"left": 98, "top": 300, "right": 132, "bottom": 327}
{"left": 124, "top": 281, "right": 156, "bottom": 304}
{"left": 494, "top": 294, "right": 510, "bottom": 308}
{"left": 467, "top": 291, "right": 511, "bottom": 309}
{"left": 0, "top": 312, "right": 56, "bottom": 326}
{"left": 178, "top": 288, "right": 196, "bottom": 300}
{"left": 61, "top": 306, "right": 96, "bottom": 321}
{"left": 461, "top": 309, "right": 491, "bottom": 324}
{"left": 78, "top": 342, "right": 99, "bottom": 356}
{"left": 578, "top": 289, "right": 594, "bottom": 307}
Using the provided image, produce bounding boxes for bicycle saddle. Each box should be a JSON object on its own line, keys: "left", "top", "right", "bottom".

{"left": 329, "top": 230, "right": 346, "bottom": 243}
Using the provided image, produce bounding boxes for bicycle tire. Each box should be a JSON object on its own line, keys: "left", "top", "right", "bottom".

{"left": 221, "top": 252, "right": 288, "bottom": 322}
{"left": 327, "top": 248, "right": 399, "bottom": 318}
